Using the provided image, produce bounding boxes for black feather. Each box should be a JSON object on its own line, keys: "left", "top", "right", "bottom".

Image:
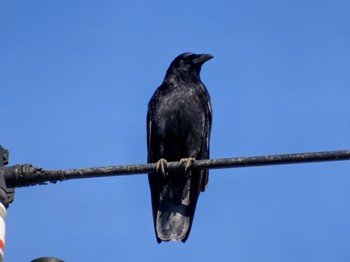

{"left": 147, "top": 52, "right": 213, "bottom": 243}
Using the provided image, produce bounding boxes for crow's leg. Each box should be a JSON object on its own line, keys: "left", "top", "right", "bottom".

{"left": 156, "top": 158, "right": 168, "bottom": 176}
{"left": 180, "top": 157, "right": 196, "bottom": 172}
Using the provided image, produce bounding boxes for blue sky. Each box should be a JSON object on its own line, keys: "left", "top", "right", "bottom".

{"left": 1, "top": 1, "right": 350, "bottom": 261}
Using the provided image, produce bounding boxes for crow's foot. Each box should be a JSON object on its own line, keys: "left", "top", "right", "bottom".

{"left": 180, "top": 157, "right": 196, "bottom": 172}
{"left": 156, "top": 158, "right": 168, "bottom": 176}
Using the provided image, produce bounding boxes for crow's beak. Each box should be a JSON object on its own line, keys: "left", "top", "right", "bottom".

{"left": 192, "top": 54, "right": 214, "bottom": 65}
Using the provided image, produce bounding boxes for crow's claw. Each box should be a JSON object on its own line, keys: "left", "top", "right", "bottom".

{"left": 156, "top": 158, "right": 168, "bottom": 176}
{"left": 180, "top": 157, "right": 196, "bottom": 172}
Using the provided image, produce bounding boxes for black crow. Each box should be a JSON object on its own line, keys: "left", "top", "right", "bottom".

{"left": 147, "top": 52, "right": 213, "bottom": 243}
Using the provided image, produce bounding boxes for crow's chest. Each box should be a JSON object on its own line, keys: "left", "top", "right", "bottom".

{"left": 154, "top": 88, "right": 204, "bottom": 137}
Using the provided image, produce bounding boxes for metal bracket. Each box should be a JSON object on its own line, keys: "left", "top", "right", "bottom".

{"left": 0, "top": 145, "right": 15, "bottom": 208}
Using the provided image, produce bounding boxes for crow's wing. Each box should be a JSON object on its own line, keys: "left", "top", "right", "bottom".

{"left": 199, "top": 92, "right": 212, "bottom": 192}
{"left": 147, "top": 108, "right": 161, "bottom": 242}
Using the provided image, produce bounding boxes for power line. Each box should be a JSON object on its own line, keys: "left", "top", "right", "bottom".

{"left": 2, "top": 149, "right": 350, "bottom": 188}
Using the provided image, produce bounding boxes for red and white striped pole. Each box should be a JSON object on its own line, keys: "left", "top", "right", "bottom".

{"left": 0, "top": 203, "right": 6, "bottom": 262}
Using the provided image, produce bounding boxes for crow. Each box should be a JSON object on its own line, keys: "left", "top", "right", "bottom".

{"left": 147, "top": 52, "right": 213, "bottom": 243}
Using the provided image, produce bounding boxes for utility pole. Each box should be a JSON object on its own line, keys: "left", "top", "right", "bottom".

{"left": 0, "top": 145, "right": 14, "bottom": 262}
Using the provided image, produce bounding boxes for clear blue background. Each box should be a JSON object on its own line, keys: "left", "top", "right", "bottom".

{"left": 1, "top": 1, "right": 350, "bottom": 261}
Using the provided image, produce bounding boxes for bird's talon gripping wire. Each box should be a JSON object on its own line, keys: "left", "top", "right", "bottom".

{"left": 156, "top": 158, "right": 168, "bottom": 176}
{"left": 180, "top": 157, "right": 196, "bottom": 172}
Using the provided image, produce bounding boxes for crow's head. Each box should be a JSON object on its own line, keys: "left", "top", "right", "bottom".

{"left": 166, "top": 52, "right": 213, "bottom": 77}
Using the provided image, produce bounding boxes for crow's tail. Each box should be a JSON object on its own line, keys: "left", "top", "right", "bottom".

{"left": 156, "top": 175, "right": 193, "bottom": 242}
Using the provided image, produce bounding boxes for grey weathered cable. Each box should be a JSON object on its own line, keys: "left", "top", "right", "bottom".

{"left": 2, "top": 149, "right": 350, "bottom": 188}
